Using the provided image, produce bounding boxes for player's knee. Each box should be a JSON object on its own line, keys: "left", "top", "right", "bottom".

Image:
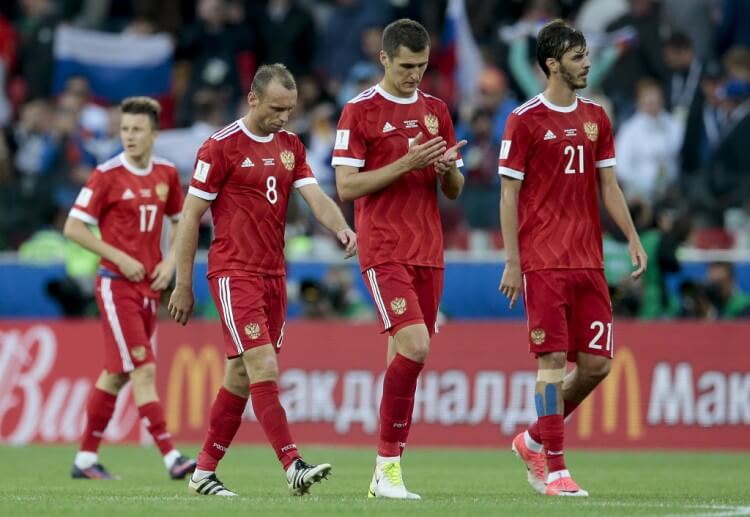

{"left": 242, "top": 347, "right": 279, "bottom": 383}
{"left": 129, "top": 363, "right": 156, "bottom": 388}
{"left": 96, "top": 371, "right": 128, "bottom": 393}
{"left": 538, "top": 351, "right": 567, "bottom": 370}
{"left": 582, "top": 357, "right": 611, "bottom": 385}
{"left": 399, "top": 336, "right": 430, "bottom": 362}
{"left": 223, "top": 359, "right": 250, "bottom": 397}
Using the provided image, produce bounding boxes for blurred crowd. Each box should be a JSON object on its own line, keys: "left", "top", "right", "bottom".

{"left": 1, "top": 0, "right": 749, "bottom": 319}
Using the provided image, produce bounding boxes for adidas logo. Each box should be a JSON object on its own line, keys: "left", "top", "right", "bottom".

{"left": 122, "top": 189, "right": 135, "bottom": 200}
{"left": 241, "top": 157, "right": 254, "bottom": 168}
{"left": 544, "top": 130, "right": 557, "bottom": 140}
{"left": 382, "top": 122, "right": 396, "bottom": 133}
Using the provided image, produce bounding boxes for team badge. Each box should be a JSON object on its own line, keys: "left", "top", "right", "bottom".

{"left": 390, "top": 297, "right": 407, "bottom": 315}
{"left": 583, "top": 121, "right": 598, "bottom": 142}
{"left": 245, "top": 323, "right": 261, "bottom": 340}
{"left": 131, "top": 346, "right": 147, "bottom": 361}
{"left": 530, "top": 328, "right": 546, "bottom": 345}
{"left": 424, "top": 113, "right": 439, "bottom": 135}
{"left": 280, "top": 150, "right": 295, "bottom": 171}
{"left": 155, "top": 182, "right": 169, "bottom": 202}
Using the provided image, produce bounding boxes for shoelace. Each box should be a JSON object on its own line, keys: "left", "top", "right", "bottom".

{"left": 530, "top": 453, "right": 546, "bottom": 481}
{"left": 382, "top": 462, "right": 403, "bottom": 486}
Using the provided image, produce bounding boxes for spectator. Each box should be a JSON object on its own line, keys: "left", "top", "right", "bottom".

{"left": 616, "top": 78, "right": 682, "bottom": 201}
{"left": 604, "top": 0, "right": 667, "bottom": 119}
{"left": 175, "top": 0, "right": 253, "bottom": 126}
{"left": 317, "top": 0, "right": 389, "bottom": 88}
{"left": 661, "top": 0, "right": 717, "bottom": 61}
{"left": 15, "top": 0, "right": 59, "bottom": 100}
{"left": 705, "top": 261, "right": 750, "bottom": 318}
{"left": 249, "top": 0, "right": 316, "bottom": 77}
{"left": 154, "top": 89, "right": 224, "bottom": 183}
{"left": 707, "top": 47, "right": 750, "bottom": 218}
{"left": 680, "top": 60, "right": 724, "bottom": 176}
{"left": 662, "top": 32, "right": 703, "bottom": 123}
{"left": 716, "top": 0, "right": 750, "bottom": 55}
{"left": 458, "top": 108, "right": 500, "bottom": 229}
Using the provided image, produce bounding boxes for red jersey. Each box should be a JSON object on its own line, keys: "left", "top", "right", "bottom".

{"left": 69, "top": 153, "right": 184, "bottom": 297}
{"left": 331, "top": 85, "right": 462, "bottom": 271}
{"left": 498, "top": 94, "right": 616, "bottom": 272}
{"left": 189, "top": 119, "right": 317, "bottom": 278}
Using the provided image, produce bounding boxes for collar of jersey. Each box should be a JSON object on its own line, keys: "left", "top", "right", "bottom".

{"left": 375, "top": 84, "right": 418, "bottom": 105}
{"left": 538, "top": 93, "right": 578, "bottom": 113}
{"left": 120, "top": 153, "right": 153, "bottom": 176}
{"left": 238, "top": 118, "right": 274, "bottom": 142}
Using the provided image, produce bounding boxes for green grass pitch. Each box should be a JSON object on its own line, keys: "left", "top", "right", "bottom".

{"left": 1, "top": 445, "right": 748, "bottom": 516}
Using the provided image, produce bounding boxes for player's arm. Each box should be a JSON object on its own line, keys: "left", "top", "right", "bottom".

{"left": 63, "top": 216, "right": 145, "bottom": 282}
{"left": 297, "top": 183, "right": 357, "bottom": 258}
{"left": 168, "top": 194, "right": 211, "bottom": 324}
{"left": 435, "top": 140, "right": 467, "bottom": 199}
{"left": 598, "top": 166, "right": 647, "bottom": 279}
{"left": 498, "top": 177, "right": 523, "bottom": 308}
{"left": 335, "top": 132, "right": 447, "bottom": 202}
{"left": 150, "top": 217, "right": 179, "bottom": 291}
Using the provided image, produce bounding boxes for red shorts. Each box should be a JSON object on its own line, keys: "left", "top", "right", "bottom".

{"left": 362, "top": 263, "right": 443, "bottom": 337}
{"left": 95, "top": 276, "right": 157, "bottom": 374}
{"left": 208, "top": 275, "right": 286, "bottom": 358}
{"left": 522, "top": 269, "right": 614, "bottom": 361}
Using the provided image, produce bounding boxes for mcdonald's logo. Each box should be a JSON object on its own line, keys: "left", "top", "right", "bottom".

{"left": 577, "top": 347, "right": 643, "bottom": 440}
{"left": 165, "top": 345, "right": 223, "bottom": 434}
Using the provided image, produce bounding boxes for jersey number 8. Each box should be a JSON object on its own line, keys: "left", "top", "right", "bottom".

{"left": 266, "top": 176, "right": 278, "bottom": 204}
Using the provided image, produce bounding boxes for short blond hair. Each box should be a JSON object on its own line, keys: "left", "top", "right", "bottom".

{"left": 120, "top": 96, "right": 161, "bottom": 129}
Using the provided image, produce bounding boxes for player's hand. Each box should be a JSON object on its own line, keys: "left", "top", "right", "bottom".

{"left": 336, "top": 228, "right": 358, "bottom": 258}
{"left": 149, "top": 260, "right": 175, "bottom": 291}
{"left": 629, "top": 238, "right": 648, "bottom": 279}
{"left": 168, "top": 284, "right": 194, "bottom": 326}
{"left": 499, "top": 260, "right": 522, "bottom": 309}
{"left": 435, "top": 140, "right": 468, "bottom": 177}
{"left": 403, "top": 132, "right": 447, "bottom": 171}
{"left": 116, "top": 253, "right": 146, "bottom": 282}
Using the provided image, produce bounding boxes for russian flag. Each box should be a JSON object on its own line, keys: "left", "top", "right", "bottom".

{"left": 53, "top": 26, "right": 173, "bottom": 103}
{"left": 441, "top": 0, "right": 483, "bottom": 105}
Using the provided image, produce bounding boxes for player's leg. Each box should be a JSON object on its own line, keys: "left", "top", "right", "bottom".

{"left": 364, "top": 263, "right": 427, "bottom": 499}
{"left": 190, "top": 357, "right": 248, "bottom": 496}
{"left": 385, "top": 335, "right": 415, "bottom": 458}
{"left": 252, "top": 275, "right": 331, "bottom": 495}
{"left": 129, "top": 362, "right": 196, "bottom": 479}
{"left": 189, "top": 276, "right": 257, "bottom": 496}
{"left": 72, "top": 276, "right": 133, "bottom": 480}
{"left": 72, "top": 370, "right": 127, "bottom": 479}
{"left": 511, "top": 270, "right": 587, "bottom": 495}
{"left": 242, "top": 344, "right": 331, "bottom": 495}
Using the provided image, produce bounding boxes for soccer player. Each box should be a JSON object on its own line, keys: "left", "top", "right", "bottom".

{"left": 332, "top": 19, "right": 466, "bottom": 500}
{"left": 64, "top": 97, "right": 195, "bottom": 480}
{"left": 498, "top": 20, "right": 648, "bottom": 496}
{"left": 168, "top": 63, "right": 356, "bottom": 497}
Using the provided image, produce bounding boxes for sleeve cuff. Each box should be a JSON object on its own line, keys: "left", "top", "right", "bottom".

{"left": 68, "top": 208, "right": 98, "bottom": 225}
{"left": 596, "top": 158, "right": 616, "bottom": 168}
{"left": 293, "top": 178, "right": 318, "bottom": 189}
{"left": 168, "top": 212, "right": 181, "bottom": 221}
{"left": 331, "top": 157, "right": 365, "bottom": 168}
{"left": 498, "top": 166, "right": 525, "bottom": 180}
{"left": 188, "top": 186, "right": 218, "bottom": 201}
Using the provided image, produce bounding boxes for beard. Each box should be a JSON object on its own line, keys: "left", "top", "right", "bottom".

{"left": 559, "top": 63, "right": 588, "bottom": 90}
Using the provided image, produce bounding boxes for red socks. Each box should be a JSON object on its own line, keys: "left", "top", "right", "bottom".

{"left": 197, "top": 388, "right": 248, "bottom": 471}
{"left": 527, "top": 400, "right": 580, "bottom": 444}
{"left": 137, "top": 401, "right": 175, "bottom": 455}
{"left": 378, "top": 353, "right": 424, "bottom": 457}
{"left": 250, "top": 381, "right": 300, "bottom": 470}
{"left": 538, "top": 414, "right": 566, "bottom": 473}
{"left": 80, "top": 388, "right": 117, "bottom": 452}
